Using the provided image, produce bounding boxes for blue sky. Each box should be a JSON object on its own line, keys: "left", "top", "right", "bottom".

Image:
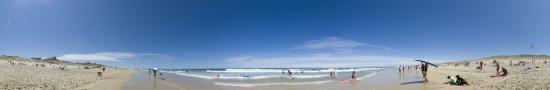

{"left": 1, "top": 0, "right": 550, "bottom": 68}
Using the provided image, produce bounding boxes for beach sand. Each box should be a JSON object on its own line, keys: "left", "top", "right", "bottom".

{"left": 0, "top": 59, "right": 135, "bottom": 90}
{"left": 426, "top": 60, "right": 550, "bottom": 90}
{"left": 123, "top": 60, "right": 550, "bottom": 90}
{"left": 4, "top": 55, "right": 550, "bottom": 90}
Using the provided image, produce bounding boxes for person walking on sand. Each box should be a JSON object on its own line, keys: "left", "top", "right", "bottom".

{"left": 421, "top": 63, "right": 429, "bottom": 82}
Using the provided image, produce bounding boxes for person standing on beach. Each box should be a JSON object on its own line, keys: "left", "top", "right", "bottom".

{"left": 287, "top": 70, "right": 293, "bottom": 79}
{"left": 495, "top": 62, "right": 500, "bottom": 75}
{"left": 480, "top": 61, "right": 484, "bottom": 71}
{"left": 399, "top": 66, "right": 402, "bottom": 72}
{"left": 102, "top": 67, "right": 106, "bottom": 72}
{"left": 153, "top": 68, "right": 158, "bottom": 77}
{"left": 421, "top": 63, "right": 429, "bottom": 82}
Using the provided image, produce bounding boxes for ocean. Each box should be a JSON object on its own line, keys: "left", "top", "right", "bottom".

{"left": 152, "top": 67, "right": 386, "bottom": 87}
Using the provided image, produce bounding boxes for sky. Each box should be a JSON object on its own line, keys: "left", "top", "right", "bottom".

{"left": 1, "top": 0, "right": 550, "bottom": 68}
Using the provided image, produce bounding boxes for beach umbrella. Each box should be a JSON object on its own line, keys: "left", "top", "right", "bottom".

{"left": 414, "top": 60, "right": 439, "bottom": 67}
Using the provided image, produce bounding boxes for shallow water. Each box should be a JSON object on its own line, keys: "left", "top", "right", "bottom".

{"left": 155, "top": 67, "right": 384, "bottom": 87}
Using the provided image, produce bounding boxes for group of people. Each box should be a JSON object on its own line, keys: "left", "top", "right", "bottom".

{"left": 398, "top": 65, "right": 418, "bottom": 72}
{"left": 398, "top": 62, "right": 430, "bottom": 82}
{"left": 493, "top": 62, "right": 508, "bottom": 77}
{"left": 282, "top": 68, "right": 358, "bottom": 80}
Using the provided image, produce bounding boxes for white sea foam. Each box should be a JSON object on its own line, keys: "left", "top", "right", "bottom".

{"left": 357, "top": 72, "right": 378, "bottom": 80}
{"left": 214, "top": 80, "right": 334, "bottom": 87}
{"left": 173, "top": 71, "right": 214, "bottom": 80}
{"left": 166, "top": 68, "right": 381, "bottom": 81}
{"left": 207, "top": 68, "right": 382, "bottom": 73}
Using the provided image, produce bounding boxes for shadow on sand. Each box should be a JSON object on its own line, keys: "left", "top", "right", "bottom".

{"left": 400, "top": 80, "right": 425, "bottom": 85}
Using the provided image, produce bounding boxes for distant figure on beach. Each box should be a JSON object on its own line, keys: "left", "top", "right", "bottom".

{"left": 153, "top": 68, "right": 158, "bottom": 77}
{"left": 282, "top": 70, "right": 285, "bottom": 74}
{"left": 329, "top": 68, "right": 336, "bottom": 78}
{"left": 102, "top": 67, "right": 106, "bottom": 72}
{"left": 301, "top": 70, "right": 304, "bottom": 74}
{"left": 288, "top": 70, "right": 293, "bottom": 79}
{"left": 398, "top": 66, "right": 402, "bottom": 72}
{"left": 480, "top": 61, "right": 484, "bottom": 71}
{"left": 351, "top": 71, "right": 356, "bottom": 80}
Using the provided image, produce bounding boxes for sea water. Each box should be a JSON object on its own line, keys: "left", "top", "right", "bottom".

{"left": 155, "top": 67, "right": 385, "bottom": 87}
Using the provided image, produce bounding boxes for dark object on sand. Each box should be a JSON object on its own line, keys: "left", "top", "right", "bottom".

{"left": 97, "top": 72, "right": 103, "bottom": 77}
{"left": 501, "top": 68, "right": 508, "bottom": 76}
{"left": 414, "top": 60, "right": 438, "bottom": 67}
{"left": 455, "top": 75, "right": 469, "bottom": 85}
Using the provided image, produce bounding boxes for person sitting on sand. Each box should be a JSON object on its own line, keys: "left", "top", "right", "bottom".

{"left": 500, "top": 67, "right": 508, "bottom": 76}
{"left": 445, "top": 76, "right": 458, "bottom": 85}
{"left": 455, "top": 75, "right": 469, "bottom": 85}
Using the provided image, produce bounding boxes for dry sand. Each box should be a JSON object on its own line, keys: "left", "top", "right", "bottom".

{"left": 427, "top": 59, "right": 550, "bottom": 90}
{"left": 0, "top": 59, "right": 135, "bottom": 90}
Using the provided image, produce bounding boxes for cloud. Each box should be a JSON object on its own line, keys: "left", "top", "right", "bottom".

{"left": 59, "top": 52, "right": 174, "bottom": 62}
{"left": 225, "top": 53, "right": 418, "bottom": 68}
{"left": 295, "top": 37, "right": 392, "bottom": 52}
{"left": 223, "top": 37, "right": 405, "bottom": 68}
{"left": 182, "top": 50, "right": 202, "bottom": 56}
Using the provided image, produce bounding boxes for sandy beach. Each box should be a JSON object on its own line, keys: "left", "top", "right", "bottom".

{"left": 120, "top": 55, "right": 550, "bottom": 90}
{"left": 0, "top": 58, "right": 135, "bottom": 90}
{"left": 424, "top": 56, "right": 550, "bottom": 90}
{"left": 2, "top": 55, "right": 550, "bottom": 90}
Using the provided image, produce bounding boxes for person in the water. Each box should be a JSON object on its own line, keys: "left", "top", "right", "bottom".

{"left": 351, "top": 71, "right": 357, "bottom": 80}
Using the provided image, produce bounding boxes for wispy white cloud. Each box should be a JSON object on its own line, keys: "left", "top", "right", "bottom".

{"left": 59, "top": 52, "right": 174, "bottom": 62}
{"left": 225, "top": 53, "right": 418, "bottom": 68}
{"left": 295, "top": 37, "right": 392, "bottom": 52}
{"left": 224, "top": 37, "right": 405, "bottom": 68}
{"left": 182, "top": 50, "right": 202, "bottom": 56}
